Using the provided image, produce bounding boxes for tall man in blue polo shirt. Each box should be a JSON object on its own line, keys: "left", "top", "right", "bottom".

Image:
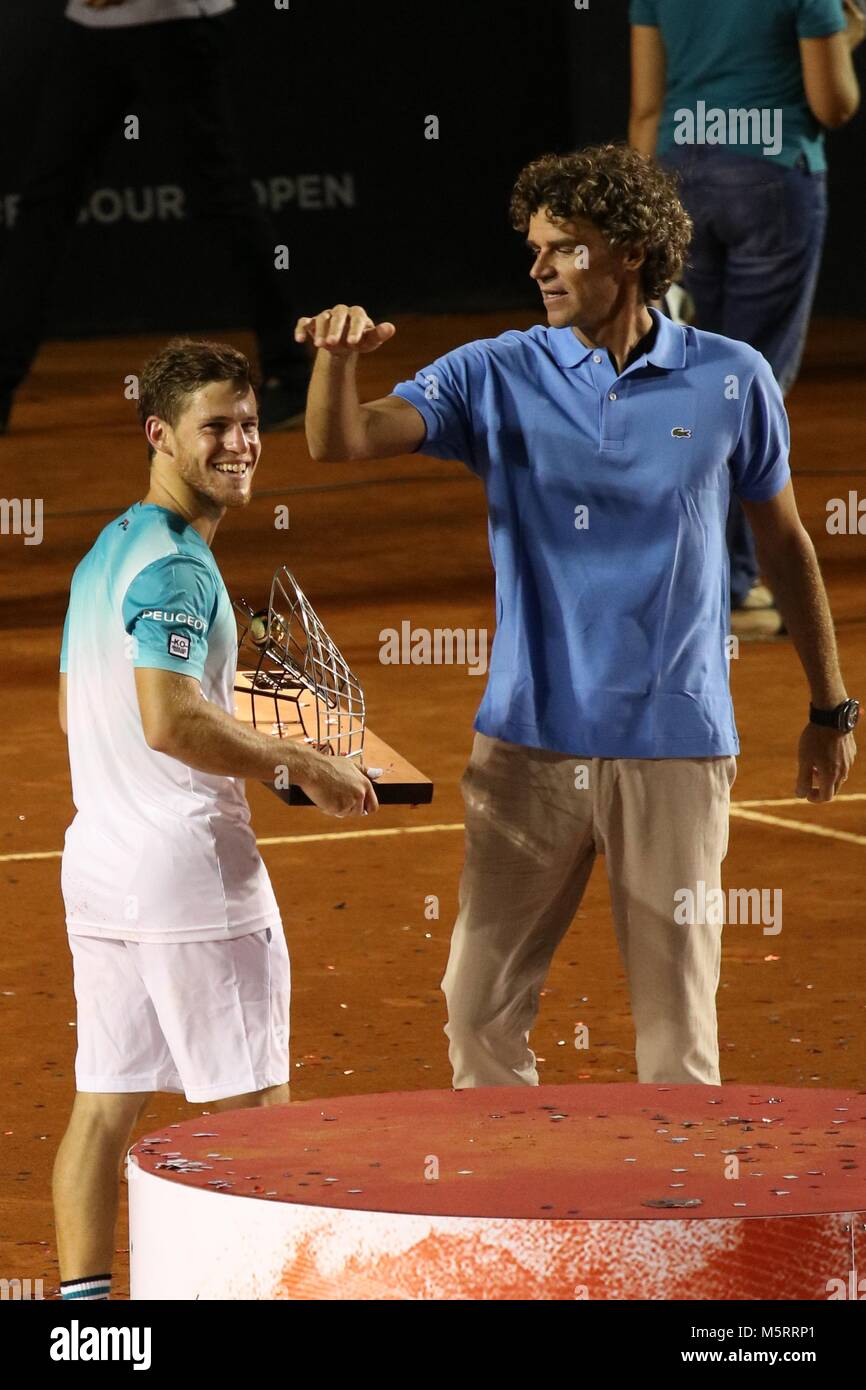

{"left": 297, "top": 143, "right": 858, "bottom": 1088}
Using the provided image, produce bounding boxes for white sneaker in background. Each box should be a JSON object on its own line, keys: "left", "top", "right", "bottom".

{"left": 664, "top": 282, "right": 696, "bottom": 325}
{"left": 738, "top": 583, "right": 776, "bottom": 610}
{"left": 730, "top": 606, "right": 785, "bottom": 639}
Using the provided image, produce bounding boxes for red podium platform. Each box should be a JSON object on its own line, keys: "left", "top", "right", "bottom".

{"left": 128, "top": 1083, "right": 866, "bottom": 1300}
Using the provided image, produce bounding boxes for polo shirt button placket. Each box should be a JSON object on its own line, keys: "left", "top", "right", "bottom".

{"left": 600, "top": 382, "right": 625, "bottom": 451}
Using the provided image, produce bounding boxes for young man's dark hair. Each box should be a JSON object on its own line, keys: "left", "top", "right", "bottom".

{"left": 509, "top": 142, "right": 693, "bottom": 304}
{"left": 138, "top": 338, "right": 258, "bottom": 461}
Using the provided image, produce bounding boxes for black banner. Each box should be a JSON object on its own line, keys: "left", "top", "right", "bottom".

{"left": 0, "top": 2, "right": 862, "bottom": 338}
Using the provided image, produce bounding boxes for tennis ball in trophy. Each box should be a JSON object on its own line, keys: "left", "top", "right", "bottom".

{"left": 249, "top": 612, "right": 269, "bottom": 645}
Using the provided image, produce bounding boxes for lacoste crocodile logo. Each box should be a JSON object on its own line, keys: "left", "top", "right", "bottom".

{"left": 671, "top": 427, "right": 692, "bottom": 438}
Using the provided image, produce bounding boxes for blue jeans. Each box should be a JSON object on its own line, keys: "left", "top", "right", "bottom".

{"left": 659, "top": 147, "right": 828, "bottom": 605}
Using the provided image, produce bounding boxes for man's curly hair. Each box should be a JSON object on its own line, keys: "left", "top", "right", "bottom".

{"left": 509, "top": 143, "right": 692, "bottom": 304}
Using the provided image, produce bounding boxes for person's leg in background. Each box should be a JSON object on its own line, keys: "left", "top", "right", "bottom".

{"left": 719, "top": 152, "right": 828, "bottom": 634}
{"left": 0, "top": 24, "right": 130, "bottom": 432}
{"left": 658, "top": 147, "right": 727, "bottom": 334}
{"left": 143, "top": 14, "right": 312, "bottom": 431}
{"left": 658, "top": 148, "right": 766, "bottom": 627}
{"left": 721, "top": 153, "right": 828, "bottom": 394}
{"left": 659, "top": 149, "right": 827, "bottom": 637}
{"left": 442, "top": 734, "right": 598, "bottom": 1087}
{"left": 600, "top": 755, "right": 737, "bottom": 1085}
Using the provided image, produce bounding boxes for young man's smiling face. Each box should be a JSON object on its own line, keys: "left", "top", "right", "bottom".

{"left": 148, "top": 380, "right": 261, "bottom": 513}
{"left": 526, "top": 206, "right": 645, "bottom": 333}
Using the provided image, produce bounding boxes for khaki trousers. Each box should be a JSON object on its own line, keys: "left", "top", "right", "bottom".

{"left": 442, "top": 733, "right": 737, "bottom": 1087}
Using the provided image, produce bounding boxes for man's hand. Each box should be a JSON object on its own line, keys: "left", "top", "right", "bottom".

{"left": 299, "top": 752, "right": 379, "bottom": 818}
{"left": 295, "top": 304, "right": 395, "bottom": 357}
{"left": 796, "top": 724, "right": 856, "bottom": 802}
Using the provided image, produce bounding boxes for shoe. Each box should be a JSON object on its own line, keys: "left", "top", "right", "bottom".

{"left": 730, "top": 582, "right": 784, "bottom": 638}
{"left": 258, "top": 376, "right": 307, "bottom": 433}
{"left": 730, "top": 605, "right": 785, "bottom": 639}
{"left": 664, "top": 282, "right": 696, "bottom": 326}
{"left": 738, "top": 583, "right": 775, "bottom": 610}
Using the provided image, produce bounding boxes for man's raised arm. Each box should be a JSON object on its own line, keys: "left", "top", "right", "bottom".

{"left": 296, "top": 304, "right": 426, "bottom": 462}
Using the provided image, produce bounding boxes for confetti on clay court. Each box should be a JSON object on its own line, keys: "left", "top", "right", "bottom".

{"left": 643, "top": 1197, "right": 703, "bottom": 1209}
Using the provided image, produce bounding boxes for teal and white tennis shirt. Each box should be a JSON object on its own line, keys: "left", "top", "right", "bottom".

{"left": 60, "top": 502, "right": 280, "bottom": 943}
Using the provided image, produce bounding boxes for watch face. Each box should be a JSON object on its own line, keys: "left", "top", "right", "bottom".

{"left": 845, "top": 700, "right": 861, "bottom": 731}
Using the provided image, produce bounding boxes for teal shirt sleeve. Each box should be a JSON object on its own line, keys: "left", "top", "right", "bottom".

{"left": 729, "top": 357, "right": 792, "bottom": 502}
{"left": 122, "top": 554, "right": 219, "bottom": 680}
{"left": 390, "top": 343, "right": 481, "bottom": 475}
{"left": 60, "top": 607, "right": 70, "bottom": 673}
{"left": 629, "top": 0, "right": 659, "bottom": 23}
{"left": 796, "top": 0, "right": 847, "bottom": 38}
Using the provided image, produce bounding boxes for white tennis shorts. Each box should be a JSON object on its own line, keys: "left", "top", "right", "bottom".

{"left": 68, "top": 924, "right": 290, "bottom": 1102}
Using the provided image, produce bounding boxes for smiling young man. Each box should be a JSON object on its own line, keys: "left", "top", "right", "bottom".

{"left": 53, "top": 339, "right": 376, "bottom": 1300}
{"left": 297, "top": 143, "right": 857, "bottom": 1093}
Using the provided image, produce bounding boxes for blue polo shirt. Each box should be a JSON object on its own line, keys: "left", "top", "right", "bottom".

{"left": 390, "top": 310, "right": 790, "bottom": 759}
{"left": 630, "top": 0, "right": 847, "bottom": 173}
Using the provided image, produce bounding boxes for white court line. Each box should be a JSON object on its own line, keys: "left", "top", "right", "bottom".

{"left": 2, "top": 795, "right": 864, "bottom": 865}
{"left": 0, "top": 823, "right": 466, "bottom": 864}
{"left": 729, "top": 806, "right": 866, "bottom": 846}
{"left": 734, "top": 793, "right": 866, "bottom": 808}
{"left": 0, "top": 849, "right": 66, "bottom": 864}
{"left": 256, "top": 822, "right": 464, "bottom": 848}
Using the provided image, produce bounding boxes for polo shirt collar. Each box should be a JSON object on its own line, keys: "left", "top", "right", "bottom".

{"left": 549, "top": 307, "right": 687, "bottom": 372}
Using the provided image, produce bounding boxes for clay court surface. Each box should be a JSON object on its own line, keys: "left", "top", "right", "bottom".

{"left": 1, "top": 313, "right": 864, "bottom": 1298}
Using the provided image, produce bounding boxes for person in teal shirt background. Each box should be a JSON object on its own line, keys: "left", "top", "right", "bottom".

{"left": 629, "top": 0, "right": 863, "bottom": 636}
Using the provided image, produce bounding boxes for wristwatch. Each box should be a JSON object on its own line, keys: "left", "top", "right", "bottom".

{"left": 809, "top": 698, "right": 860, "bottom": 732}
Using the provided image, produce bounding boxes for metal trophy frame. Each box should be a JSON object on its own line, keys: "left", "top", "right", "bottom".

{"left": 233, "top": 566, "right": 432, "bottom": 807}
{"left": 233, "top": 567, "right": 366, "bottom": 764}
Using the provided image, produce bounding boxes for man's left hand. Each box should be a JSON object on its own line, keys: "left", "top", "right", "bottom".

{"left": 796, "top": 723, "right": 857, "bottom": 802}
